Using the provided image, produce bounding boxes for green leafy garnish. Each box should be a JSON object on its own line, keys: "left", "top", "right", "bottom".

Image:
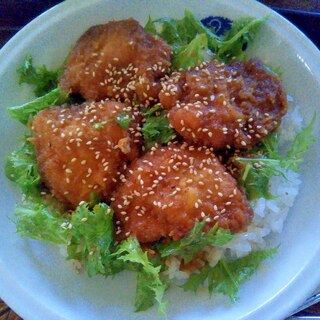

{"left": 13, "top": 196, "right": 69, "bottom": 244}
{"left": 5, "top": 138, "right": 40, "bottom": 197}
{"left": 67, "top": 203, "right": 115, "bottom": 277}
{"left": 142, "top": 105, "right": 176, "bottom": 150}
{"left": 218, "top": 16, "right": 268, "bottom": 62}
{"left": 233, "top": 114, "right": 316, "bottom": 200}
{"left": 13, "top": 195, "right": 117, "bottom": 277}
{"left": 144, "top": 16, "right": 158, "bottom": 34}
{"left": 183, "top": 248, "right": 277, "bottom": 301}
{"left": 135, "top": 271, "right": 159, "bottom": 312}
{"left": 145, "top": 10, "right": 215, "bottom": 69}
{"left": 236, "top": 160, "right": 275, "bottom": 200}
{"left": 7, "top": 87, "right": 69, "bottom": 125}
{"left": 145, "top": 10, "right": 267, "bottom": 68}
{"left": 283, "top": 114, "right": 316, "bottom": 171}
{"left": 116, "top": 112, "right": 133, "bottom": 129}
{"left": 172, "top": 33, "right": 208, "bottom": 69}
{"left": 147, "top": 10, "right": 218, "bottom": 51}
{"left": 17, "top": 54, "right": 63, "bottom": 97}
{"left": 114, "top": 238, "right": 168, "bottom": 315}
{"left": 158, "top": 221, "right": 233, "bottom": 263}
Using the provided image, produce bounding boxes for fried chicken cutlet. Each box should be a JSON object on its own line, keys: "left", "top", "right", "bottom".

{"left": 31, "top": 100, "right": 142, "bottom": 208}
{"left": 60, "top": 19, "right": 172, "bottom": 105}
{"left": 159, "top": 59, "right": 287, "bottom": 150}
{"left": 112, "top": 143, "right": 253, "bottom": 243}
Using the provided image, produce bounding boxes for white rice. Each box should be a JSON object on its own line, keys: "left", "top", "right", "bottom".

{"left": 167, "top": 99, "right": 303, "bottom": 278}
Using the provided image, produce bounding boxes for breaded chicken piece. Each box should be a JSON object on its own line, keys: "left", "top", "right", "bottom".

{"left": 59, "top": 19, "right": 172, "bottom": 105}
{"left": 159, "top": 59, "right": 287, "bottom": 150}
{"left": 112, "top": 143, "right": 253, "bottom": 243}
{"left": 31, "top": 100, "right": 142, "bottom": 208}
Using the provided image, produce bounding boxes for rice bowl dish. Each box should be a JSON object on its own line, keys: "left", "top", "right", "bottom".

{"left": 0, "top": 1, "right": 319, "bottom": 320}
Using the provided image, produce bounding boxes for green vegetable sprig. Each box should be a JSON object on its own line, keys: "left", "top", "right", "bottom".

{"left": 67, "top": 202, "right": 116, "bottom": 277}
{"left": 218, "top": 16, "right": 268, "bottom": 62}
{"left": 142, "top": 104, "right": 176, "bottom": 150}
{"left": 233, "top": 114, "right": 316, "bottom": 200}
{"left": 172, "top": 33, "right": 208, "bottom": 70}
{"left": 5, "top": 138, "right": 41, "bottom": 197}
{"left": 13, "top": 196, "right": 69, "bottom": 245}
{"left": 145, "top": 10, "right": 267, "bottom": 69}
{"left": 183, "top": 248, "right": 277, "bottom": 301}
{"left": 114, "top": 238, "right": 168, "bottom": 315}
{"left": 158, "top": 221, "right": 233, "bottom": 263}
{"left": 7, "top": 87, "right": 69, "bottom": 125}
{"left": 12, "top": 197, "right": 116, "bottom": 275}
{"left": 17, "top": 54, "right": 63, "bottom": 97}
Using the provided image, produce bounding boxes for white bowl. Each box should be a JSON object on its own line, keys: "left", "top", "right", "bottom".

{"left": 0, "top": 1, "right": 319, "bottom": 319}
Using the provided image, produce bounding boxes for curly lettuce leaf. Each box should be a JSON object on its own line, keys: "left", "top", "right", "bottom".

{"left": 145, "top": 10, "right": 217, "bottom": 69}
{"left": 142, "top": 105, "right": 176, "bottom": 150}
{"left": 158, "top": 221, "right": 233, "bottom": 263}
{"left": 67, "top": 203, "right": 115, "bottom": 277}
{"left": 12, "top": 196, "right": 68, "bottom": 244}
{"left": 135, "top": 271, "right": 157, "bottom": 311}
{"left": 145, "top": 10, "right": 267, "bottom": 67}
{"left": 181, "top": 9, "right": 221, "bottom": 53}
{"left": 13, "top": 195, "right": 118, "bottom": 277}
{"left": 172, "top": 33, "right": 208, "bottom": 69}
{"left": 17, "top": 54, "right": 63, "bottom": 97}
{"left": 5, "top": 138, "right": 40, "bottom": 197}
{"left": 7, "top": 87, "right": 69, "bottom": 125}
{"left": 218, "top": 16, "right": 268, "bottom": 62}
{"left": 283, "top": 114, "right": 316, "bottom": 171}
{"left": 236, "top": 160, "right": 275, "bottom": 200}
{"left": 152, "top": 10, "right": 219, "bottom": 52}
{"left": 144, "top": 16, "right": 158, "bottom": 35}
{"left": 114, "top": 237, "right": 168, "bottom": 315}
{"left": 233, "top": 114, "right": 316, "bottom": 200}
{"left": 183, "top": 248, "right": 277, "bottom": 301}
{"left": 145, "top": 17, "right": 183, "bottom": 49}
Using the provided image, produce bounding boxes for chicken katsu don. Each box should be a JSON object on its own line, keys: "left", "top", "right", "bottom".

{"left": 30, "top": 19, "right": 288, "bottom": 244}
{"left": 59, "top": 19, "right": 172, "bottom": 105}
{"left": 7, "top": 11, "right": 307, "bottom": 313}
{"left": 160, "top": 59, "right": 287, "bottom": 150}
{"left": 31, "top": 100, "right": 142, "bottom": 208}
{"left": 112, "top": 143, "right": 253, "bottom": 243}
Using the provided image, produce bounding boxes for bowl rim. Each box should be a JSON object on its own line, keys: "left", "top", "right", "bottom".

{"left": 0, "top": 1, "right": 320, "bottom": 320}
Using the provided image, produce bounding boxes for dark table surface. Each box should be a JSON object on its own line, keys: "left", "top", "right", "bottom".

{"left": 0, "top": 1, "right": 319, "bottom": 319}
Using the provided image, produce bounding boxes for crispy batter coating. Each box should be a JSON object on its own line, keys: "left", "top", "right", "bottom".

{"left": 112, "top": 143, "right": 253, "bottom": 243}
{"left": 159, "top": 59, "right": 287, "bottom": 150}
{"left": 59, "top": 19, "right": 172, "bottom": 105}
{"left": 31, "top": 100, "right": 142, "bottom": 208}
